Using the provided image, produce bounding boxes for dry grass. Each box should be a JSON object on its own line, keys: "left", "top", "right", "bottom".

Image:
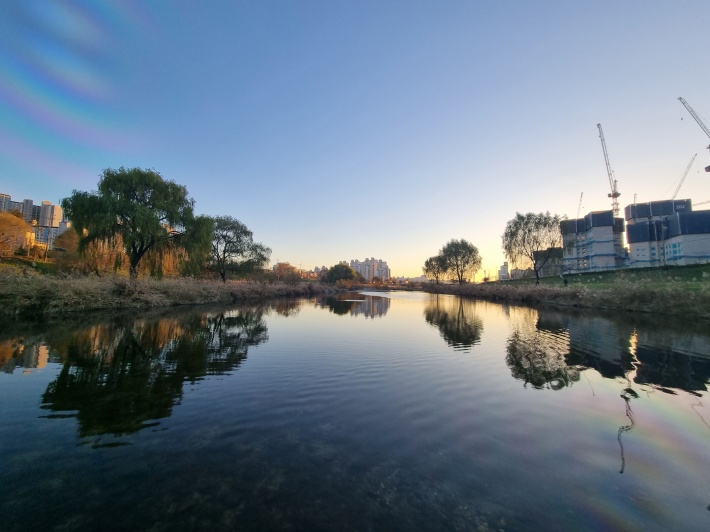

{"left": 424, "top": 280, "right": 710, "bottom": 318}
{"left": 0, "top": 268, "right": 336, "bottom": 317}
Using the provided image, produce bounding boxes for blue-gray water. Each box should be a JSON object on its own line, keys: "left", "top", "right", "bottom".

{"left": 1, "top": 291, "right": 709, "bottom": 531}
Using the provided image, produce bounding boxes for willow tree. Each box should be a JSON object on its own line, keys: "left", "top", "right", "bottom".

{"left": 61, "top": 167, "right": 212, "bottom": 279}
{"left": 502, "top": 212, "right": 562, "bottom": 285}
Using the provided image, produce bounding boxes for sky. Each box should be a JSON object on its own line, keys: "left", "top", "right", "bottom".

{"left": 1, "top": 1, "right": 709, "bottom": 279}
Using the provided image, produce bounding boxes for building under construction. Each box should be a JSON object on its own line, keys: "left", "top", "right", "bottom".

{"left": 626, "top": 199, "right": 710, "bottom": 267}
{"left": 559, "top": 199, "right": 710, "bottom": 274}
{"left": 560, "top": 210, "right": 626, "bottom": 274}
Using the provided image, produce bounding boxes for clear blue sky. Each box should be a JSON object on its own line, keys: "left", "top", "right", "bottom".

{"left": 2, "top": 1, "right": 709, "bottom": 278}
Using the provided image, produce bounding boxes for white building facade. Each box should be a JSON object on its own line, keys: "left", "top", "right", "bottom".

{"left": 626, "top": 199, "right": 710, "bottom": 267}
{"left": 349, "top": 257, "right": 391, "bottom": 281}
{"left": 560, "top": 210, "right": 626, "bottom": 273}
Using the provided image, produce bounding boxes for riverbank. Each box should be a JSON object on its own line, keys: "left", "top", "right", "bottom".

{"left": 0, "top": 269, "right": 337, "bottom": 318}
{"left": 422, "top": 279, "right": 710, "bottom": 318}
{"left": 4, "top": 266, "right": 710, "bottom": 319}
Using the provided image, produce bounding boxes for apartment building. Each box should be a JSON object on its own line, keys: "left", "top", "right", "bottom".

{"left": 560, "top": 210, "right": 626, "bottom": 273}
{"left": 626, "top": 199, "right": 710, "bottom": 267}
{"left": 1, "top": 192, "right": 68, "bottom": 250}
{"left": 349, "top": 257, "right": 391, "bottom": 281}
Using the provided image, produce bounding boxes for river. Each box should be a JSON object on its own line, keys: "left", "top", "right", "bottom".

{"left": 1, "top": 291, "right": 709, "bottom": 531}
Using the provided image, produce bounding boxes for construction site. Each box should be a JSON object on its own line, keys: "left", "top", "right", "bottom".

{"left": 560, "top": 96, "right": 710, "bottom": 274}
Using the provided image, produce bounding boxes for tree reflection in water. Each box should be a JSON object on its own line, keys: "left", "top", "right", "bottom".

{"left": 505, "top": 307, "right": 580, "bottom": 390}
{"left": 40, "top": 306, "right": 269, "bottom": 445}
{"left": 424, "top": 295, "right": 483, "bottom": 352}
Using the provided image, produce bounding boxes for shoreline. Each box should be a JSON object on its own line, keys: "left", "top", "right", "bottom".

{"left": 420, "top": 282, "right": 710, "bottom": 319}
{"left": 1, "top": 270, "right": 339, "bottom": 318}
{"left": 3, "top": 268, "right": 709, "bottom": 320}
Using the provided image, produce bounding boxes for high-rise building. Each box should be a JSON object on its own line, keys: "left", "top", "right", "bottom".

{"left": 349, "top": 257, "right": 390, "bottom": 281}
{"left": 560, "top": 210, "right": 626, "bottom": 273}
{"left": 39, "top": 201, "right": 62, "bottom": 228}
{"left": 22, "top": 199, "right": 34, "bottom": 223}
{"left": 625, "top": 199, "right": 710, "bottom": 267}
{"left": 1, "top": 192, "right": 69, "bottom": 250}
{"left": 0, "top": 194, "right": 10, "bottom": 212}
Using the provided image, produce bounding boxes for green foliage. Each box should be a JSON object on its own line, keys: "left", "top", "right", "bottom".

{"left": 502, "top": 212, "right": 562, "bottom": 284}
{"left": 209, "top": 216, "right": 271, "bottom": 282}
{"left": 181, "top": 215, "right": 214, "bottom": 277}
{"left": 423, "top": 254, "right": 447, "bottom": 284}
{"left": 62, "top": 167, "right": 211, "bottom": 279}
{"left": 326, "top": 263, "right": 358, "bottom": 283}
{"left": 440, "top": 239, "right": 482, "bottom": 284}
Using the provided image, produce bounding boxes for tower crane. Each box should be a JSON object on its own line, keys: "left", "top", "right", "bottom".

{"left": 597, "top": 123, "right": 621, "bottom": 217}
{"left": 671, "top": 153, "right": 697, "bottom": 200}
{"left": 678, "top": 97, "right": 710, "bottom": 172}
{"left": 577, "top": 192, "right": 583, "bottom": 218}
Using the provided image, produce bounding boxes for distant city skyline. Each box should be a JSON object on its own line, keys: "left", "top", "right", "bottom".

{"left": 2, "top": 2, "right": 710, "bottom": 278}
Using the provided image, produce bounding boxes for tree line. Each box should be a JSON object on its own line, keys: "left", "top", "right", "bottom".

{"left": 58, "top": 167, "right": 273, "bottom": 282}
{"left": 5, "top": 167, "right": 564, "bottom": 285}
{"left": 27, "top": 167, "right": 387, "bottom": 285}
{"left": 422, "top": 212, "right": 563, "bottom": 285}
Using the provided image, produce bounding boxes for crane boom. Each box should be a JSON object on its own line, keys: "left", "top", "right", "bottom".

{"left": 678, "top": 97, "right": 710, "bottom": 139}
{"left": 672, "top": 153, "right": 697, "bottom": 200}
{"left": 678, "top": 97, "right": 710, "bottom": 172}
{"left": 597, "top": 123, "right": 621, "bottom": 216}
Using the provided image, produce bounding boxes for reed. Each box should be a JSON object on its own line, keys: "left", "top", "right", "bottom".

{"left": 0, "top": 268, "right": 335, "bottom": 317}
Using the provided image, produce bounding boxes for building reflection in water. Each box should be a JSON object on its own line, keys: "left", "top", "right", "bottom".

{"left": 505, "top": 305, "right": 710, "bottom": 395}
{"left": 315, "top": 292, "right": 390, "bottom": 318}
{"left": 0, "top": 338, "right": 50, "bottom": 374}
{"left": 424, "top": 295, "right": 483, "bottom": 352}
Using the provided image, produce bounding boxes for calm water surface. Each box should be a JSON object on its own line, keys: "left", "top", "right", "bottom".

{"left": 1, "top": 291, "right": 709, "bottom": 531}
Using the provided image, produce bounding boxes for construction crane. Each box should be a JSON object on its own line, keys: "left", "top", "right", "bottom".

{"left": 678, "top": 97, "right": 710, "bottom": 172}
{"left": 671, "top": 153, "right": 697, "bottom": 199}
{"left": 597, "top": 123, "right": 621, "bottom": 217}
{"left": 577, "top": 192, "right": 583, "bottom": 218}
{"left": 695, "top": 200, "right": 710, "bottom": 207}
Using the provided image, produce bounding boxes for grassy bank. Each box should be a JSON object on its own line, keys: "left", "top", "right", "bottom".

{"left": 0, "top": 268, "right": 337, "bottom": 318}
{"left": 423, "top": 272, "right": 710, "bottom": 318}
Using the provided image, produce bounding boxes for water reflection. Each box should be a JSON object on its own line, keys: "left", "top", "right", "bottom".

{"left": 547, "top": 308, "right": 710, "bottom": 394}
{"left": 2, "top": 306, "right": 270, "bottom": 445}
{"left": 315, "top": 292, "right": 390, "bottom": 318}
{"left": 505, "top": 307, "right": 580, "bottom": 390}
{"left": 424, "top": 295, "right": 483, "bottom": 352}
{"left": 504, "top": 305, "right": 710, "bottom": 394}
{"left": 618, "top": 387, "right": 638, "bottom": 474}
{"left": 0, "top": 337, "right": 51, "bottom": 374}
{"left": 540, "top": 310, "right": 635, "bottom": 380}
